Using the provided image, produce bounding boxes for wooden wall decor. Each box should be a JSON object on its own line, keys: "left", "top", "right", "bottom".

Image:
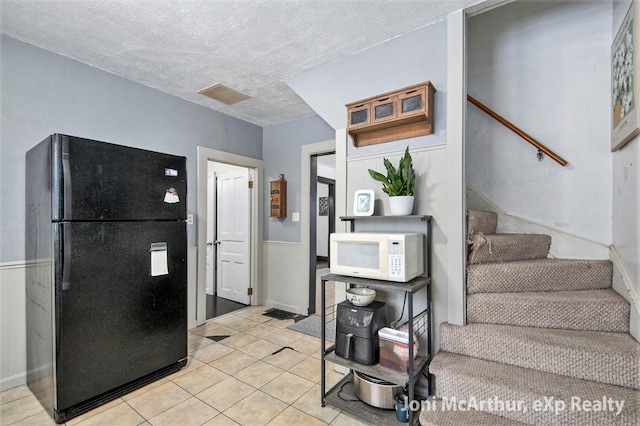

{"left": 346, "top": 81, "right": 436, "bottom": 147}
{"left": 269, "top": 174, "right": 287, "bottom": 217}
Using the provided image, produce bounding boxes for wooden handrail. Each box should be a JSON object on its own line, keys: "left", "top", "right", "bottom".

{"left": 467, "top": 94, "right": 567, "bottom": 167}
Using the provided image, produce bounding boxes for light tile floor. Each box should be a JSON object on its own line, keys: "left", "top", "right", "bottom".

{"left": 0, "top": 305, "right": 374, "bottom": 426}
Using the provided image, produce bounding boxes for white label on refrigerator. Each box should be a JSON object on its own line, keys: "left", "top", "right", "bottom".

{"left": 150, "top": 242, "right": 169, "bottom": 276}
{"left": 164, "top": 187, "right": 180, "bottom": 203}
{"left": 165, "top": 168, "right": 178, "bottom": 177}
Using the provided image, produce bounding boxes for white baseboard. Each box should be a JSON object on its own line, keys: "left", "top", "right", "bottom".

{"left": 263, "top": 300, "right": 306, "bottom": 316}
{"left": 610, "top": 246, "right": 640, "bottom": 342}
{"left": 0, "top": 371, "right": 27, "bottom": 392}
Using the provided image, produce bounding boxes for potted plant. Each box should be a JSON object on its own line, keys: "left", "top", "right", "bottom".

{"left": 368, "top": 147, "right": 416, "bottom": 216}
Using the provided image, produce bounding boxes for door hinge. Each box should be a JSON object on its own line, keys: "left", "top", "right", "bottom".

{"left": 247, "top": 287, "right": 253, "bottom": 296}
{"left": 248, "top": 181, "right": 254, "bottom": 189}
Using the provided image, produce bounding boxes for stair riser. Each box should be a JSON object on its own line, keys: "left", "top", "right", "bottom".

{"left": 467, "top": 260, "right": 613, "bottom": 294}
{"left": 440, "top": 324, "right": 640, "bottom": 389}
{"left": 468, "top": 234, "right": 551, "bottom": 264}
{"left": 419, "top": 397, "right": 523, "bottom": 425}
{"left": 468, "top": 210, "right": 498, "bottom": 235}
{"left": 433, "top": 372, "right": 637, "bottom": 425}
{"left": 467, "top": 293, "right": 630, "bottom": 333}
{"left": 431, "top": 354, "right": 639, "bottom": 425}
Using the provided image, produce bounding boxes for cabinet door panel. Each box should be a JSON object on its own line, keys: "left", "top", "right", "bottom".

{"left": 372, "top": 96, "right": 398, "bottom": 124}
{"left": 398, "top": 87, "right": 427, "bottom": 118}
{"left": 348, "top": 103, "right": 370, "bottom": 128}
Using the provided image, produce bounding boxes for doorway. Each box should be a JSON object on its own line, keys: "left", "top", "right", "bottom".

{"left": 196, "top": 147, "right": 263, "bottom": 327}
{"left": 309, "top": 153, "right": 335, "bottom": 315}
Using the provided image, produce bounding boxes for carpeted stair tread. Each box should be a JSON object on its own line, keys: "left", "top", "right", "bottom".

{"left": 468, "top": 210, "right": 498, "bottom": 235}
{"left": 439, "top": 322, "right": 640, "bottom": 389}
{"left": 419, "top": 396, "right": 524, "bottom": 425}
{"left": 429, "top": 352, "right": 639, "bottom": 425}
{"left": 467, "top": 289, "right": 629, "bottom": 332}
{"left": 468, "top": 233, "right": 551, "bottom": 264}
{"left": 467, "top": 258, "right": 613, "bottom": 294}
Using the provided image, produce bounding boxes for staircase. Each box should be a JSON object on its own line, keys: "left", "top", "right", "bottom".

{"left": 420, "top": 210, "right": 640, "bottom": 425}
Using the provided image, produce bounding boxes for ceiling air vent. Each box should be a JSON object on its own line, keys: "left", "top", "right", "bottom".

{"left": 198, "top": 84, "right": 250, "bottom": 105}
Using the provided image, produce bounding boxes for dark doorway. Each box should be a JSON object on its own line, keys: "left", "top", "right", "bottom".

{"left": 309, "top": 153, "right": 335, "bottom": 315}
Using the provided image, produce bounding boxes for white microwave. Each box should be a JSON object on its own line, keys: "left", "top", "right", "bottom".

{"left": 330, "top": 233, "right": 424, "bottom": 282}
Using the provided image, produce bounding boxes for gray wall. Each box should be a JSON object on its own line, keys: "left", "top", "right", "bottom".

{"left": 262, "top": 115, "right": 334, "bottom": 242}
{"left": 1, "top": 35, "right": 263, "bottom": 263}
{"left": 466, "top": 1, "right": 612, "bottom": 245}
{"left": 285, "top": 20, "right": 448, "bottom": 158}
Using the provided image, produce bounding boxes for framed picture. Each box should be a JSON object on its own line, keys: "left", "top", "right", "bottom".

{"left": 353, "top": 189, "right": 374, "bottom": 216}
{"left": 612, "top": 0, "right": 640, "bottom": 151}
{"left": 318, "top": 197, "right": 329, "bottom": 216}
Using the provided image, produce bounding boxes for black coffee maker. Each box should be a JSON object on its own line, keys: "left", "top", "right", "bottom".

{"left": 335, "top": 300, "right": 387, "bottom": 365}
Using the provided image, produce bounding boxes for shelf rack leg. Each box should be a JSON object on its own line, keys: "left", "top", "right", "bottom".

{"left": 321, "top": 277, "right": 326, "bottom": 407}
{"left": 408, "top": 290, "right": 415, "bottom": 425}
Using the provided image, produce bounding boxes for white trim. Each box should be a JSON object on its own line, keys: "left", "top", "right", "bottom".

{"left": 0, "top": 260, "right": 36, "bottom": 270}
{"left": 263, "top": 240, "right": 301, "bottom": 248}
{"left": 446, "top": 8, "right": 467, "bottom": 326}
{"left": 0, "top": 371, "right": 27, "bottom": 392}
{"left": 196, "top": 147, "right": 263, "bottom": 326}
{"left": 346, "top": 143, "right": 447, "bottom": 163}
{"left": 465, "top": 0, "right": 516, "bottom": 17}
{"left": 610, "top": 245, "right": 640, "bottom": 341}
{"left": 335, "top": 129, "right": 349, "bottom": 234}
{"left": 610, "top": 245, "right": 640, "bottom": 313}
{"left": 262, "top": 300, "right": 303, "bottom": 314}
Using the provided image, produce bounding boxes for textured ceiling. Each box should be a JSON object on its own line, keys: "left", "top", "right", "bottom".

{"left": 1, "top": 0, "right": 476, "bottom": 126}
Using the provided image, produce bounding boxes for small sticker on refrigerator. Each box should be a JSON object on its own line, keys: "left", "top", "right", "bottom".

{"left": 165, "top": 168, "right": 178, "bottom": 177}
{"left": 164, "top": 187, "right": 180, "bottom": 203}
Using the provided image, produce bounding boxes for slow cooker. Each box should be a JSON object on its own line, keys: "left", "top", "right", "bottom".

{"left": 353, "top": 371, "right": 403, "bottom": 409}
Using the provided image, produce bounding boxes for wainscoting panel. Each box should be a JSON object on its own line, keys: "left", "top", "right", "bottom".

{"left": 262, "top": 241, "right": 307, "bottom": 315}
{"left": 0, "top": 261, "right": 30, "bottom": 391}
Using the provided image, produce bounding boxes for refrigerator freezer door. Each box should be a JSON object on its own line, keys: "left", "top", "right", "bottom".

{"left": 52, "top": 134, "right": 187, "bottom": 221}
{"left": 54, "top": 221, "right": 187, "bottom": 412}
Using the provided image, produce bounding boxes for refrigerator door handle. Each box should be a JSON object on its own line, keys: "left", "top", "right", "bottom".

{"left": 62, "top": 138, "right": 73, "bottom": 219}
{"left": 62, "top": 223, "right": 71, "bottom": 291}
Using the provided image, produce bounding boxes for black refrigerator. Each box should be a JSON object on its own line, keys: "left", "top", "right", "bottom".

{"left": 26, "top": 134, "right": 188, "bottom": 423}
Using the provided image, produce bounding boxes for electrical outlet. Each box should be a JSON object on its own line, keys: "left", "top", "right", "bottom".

{"left": 292, "top": 212, "right": 300, "bottom": 222}
{"left": 187, "top": 214, "right": 194, "bottom": 225}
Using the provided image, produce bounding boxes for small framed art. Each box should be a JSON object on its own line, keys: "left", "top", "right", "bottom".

{"left": 612, "top": 0, "right": 640, "bottom": 151}
{"left": 319, "top": 197, "right": 329, "bottom": 216}
{"left": 353, "top": 189, "right": 374, "bottom": 216}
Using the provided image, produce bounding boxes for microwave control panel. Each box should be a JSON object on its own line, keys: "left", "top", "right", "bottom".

{"left": 388, "top": 239, "right": 404, "bottom": 278}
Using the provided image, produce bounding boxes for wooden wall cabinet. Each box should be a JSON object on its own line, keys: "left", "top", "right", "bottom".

{"left": 346, "top": 81, "right": 436, "bottom": 147}
{"left": 269, "top": 174, "right": 287, "bottom": 218}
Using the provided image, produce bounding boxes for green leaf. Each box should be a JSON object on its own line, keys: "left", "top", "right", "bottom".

{"left": 368, "top": 169, "right": 388, "bottom": 184}
{"left": 367, "top": 146, "right": 416, "bottom": 197}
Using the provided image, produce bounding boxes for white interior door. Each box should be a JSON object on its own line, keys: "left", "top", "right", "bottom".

{"left": 216, "top": 169, "right": 251, "bottom": 304}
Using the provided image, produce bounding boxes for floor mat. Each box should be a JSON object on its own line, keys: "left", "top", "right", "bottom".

{"left": 287, "top": 315, "right": 335, "bottom": 342}
{"left": 262, "top": 308, "right": 307, "bottom": 322}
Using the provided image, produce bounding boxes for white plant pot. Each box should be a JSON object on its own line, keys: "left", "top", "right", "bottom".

{"left": 388, "top": 196, "right": 414, "bottom": 216}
